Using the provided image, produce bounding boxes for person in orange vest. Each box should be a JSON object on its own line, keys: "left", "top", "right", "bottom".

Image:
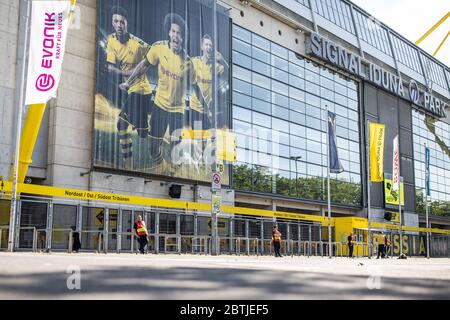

{"left": 134, "top": 215, "right": 148, "bottom": 254}
{"left": 272, "top": 225, "right": 282, "bottom": 257}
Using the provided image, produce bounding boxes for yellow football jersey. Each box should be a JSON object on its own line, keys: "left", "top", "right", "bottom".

{"left": 146, "top": 41, "right": 194, "bottom": 114}
{"left": 190, "top": 57, "right": 225, "bottom": 114}
{"left": 106, "top": 33, "right": 152, "bottom": 95}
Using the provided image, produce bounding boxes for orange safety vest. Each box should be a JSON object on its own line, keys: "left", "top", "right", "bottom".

{"left": 135, "top": 220, "right": 148, "bottom": 236}
{"left": 272, "top": 231, "right": 281, "bottom": 242}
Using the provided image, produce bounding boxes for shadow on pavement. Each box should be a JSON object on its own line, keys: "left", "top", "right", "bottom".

{"left": 0, "top": 265, "right": 449, "bottom": 299}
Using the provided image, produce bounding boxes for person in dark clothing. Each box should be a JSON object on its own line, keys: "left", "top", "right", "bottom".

{"left": 72, "top": 232, "right": 81, "bottom": 253}
{"left": 347, "top": 233, "right": 355, "bottom": 258}
{"left": 133, "top": 215, "right": 148, "bottom": 254}
{"left": 272, "top": 225, "right": 282, "bottom": 257}
{"left": 376, "top": 233, "right": 386, "bottom": 259}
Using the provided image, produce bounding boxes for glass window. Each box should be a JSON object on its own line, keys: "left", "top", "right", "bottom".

{"left": 290, "top": 111, "right": 306, "bottom": 126}
{"left": 272, "top": 105, "right": 289, "bottom": 120}
{"left": 233, "top": 38, "right": 252, "bottom": 56}
{"left": 252, "top": 33, "right": 270, "bottom": 50}
{"left": 271, "top": 55, "right": 288, "bottom": 71}
{"left": 233, "top": 51, "right": 251, "bottom": 69}
{"left": 252, "top": 85, "right": 271, "bottom": 101}
{"left": 252, "top": 59, "right": 271, "bottom": 76}
{"left": 272, "top": 80, "right": 289, "bottom": 96}
{"left": 252, "top": 98, "right": 271, "bottom": 115}
{"left": 233, "top": 106, "right": 252, "bottom": 120}
{"left": 233, "top": 25, "right": 251, "bottom": 43}
{"left": 272, "top": 92, "right": 289, "bottom": 108}
{"left": 252, "top": 73, "right": 271, "bottom": 89}
{"left": 233, "top": 65, "right": 252, "bottom": 83}
{"left": 290, "top": 99, "right": 305, "bottom": 113}
{"left": 252, "top": 46, "right": 271, "bottom": 64}
{"left": 271, "top": 42, "right": 288, "bottom": 59}
{"left": 233, "top": 91, "right": 251, "bottom": 109}
{"left": 231, "top": 26, "right": 361, "bottom": 206}
{"left": 233, "top": 78, "right": 251, "bottom": 96}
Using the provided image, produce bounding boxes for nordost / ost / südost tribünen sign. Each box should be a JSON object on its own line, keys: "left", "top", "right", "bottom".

{"left": 306, "top": 32, "right": 448, "bottom": 119}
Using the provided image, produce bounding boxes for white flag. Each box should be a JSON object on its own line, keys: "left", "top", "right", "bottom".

{"left": 25, "top": 1, "right": 72, "bottom": 105}
{"left": 392, "top": 135, "right": 400, "bottom": 191}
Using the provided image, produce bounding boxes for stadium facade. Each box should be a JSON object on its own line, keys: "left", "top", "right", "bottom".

{"left": 0, "top": 0, "right": 449, "bottom": 255}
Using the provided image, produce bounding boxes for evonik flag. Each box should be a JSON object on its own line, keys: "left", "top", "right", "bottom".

{"left": 25, "top": 1, "right": 72, "bottom": 105}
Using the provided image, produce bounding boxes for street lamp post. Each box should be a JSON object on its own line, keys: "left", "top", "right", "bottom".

{"left": 290, "top": 156, "right": 302, "bottom": 197}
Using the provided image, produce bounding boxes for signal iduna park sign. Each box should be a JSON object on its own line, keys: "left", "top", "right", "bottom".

{"left": 306, "top": 32, "right": 448, "bottom": 119}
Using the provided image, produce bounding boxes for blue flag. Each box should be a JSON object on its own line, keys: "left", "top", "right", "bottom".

{"left": 425, "top": 146, "right": 431, "bottom": 197}
{"left": 327, "top": 112, "right": 344, "bottom": 174}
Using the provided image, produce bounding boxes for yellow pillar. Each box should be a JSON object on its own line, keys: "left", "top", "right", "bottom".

{"left": 9, "top": 103, "right": 46, "bottom": 183}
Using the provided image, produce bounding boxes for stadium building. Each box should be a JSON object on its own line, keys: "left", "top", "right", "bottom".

{"left": 0, "top": 0, "right": 449, "bottom": 256}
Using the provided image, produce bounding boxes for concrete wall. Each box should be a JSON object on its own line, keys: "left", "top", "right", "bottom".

{"left": 0, "top": 0, "right": 20, "bottom": 180}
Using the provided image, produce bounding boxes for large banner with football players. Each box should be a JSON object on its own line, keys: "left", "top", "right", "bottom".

{"left": 94, "top": 0, "right": 231, "bottom": 183}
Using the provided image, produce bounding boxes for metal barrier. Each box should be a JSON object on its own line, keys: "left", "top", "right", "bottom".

{"left": 77, "top": 230, "right": 104, "bottom": 253}
{"left": 162, "top": 234, "right": 181, "bottom": 254}
{"left": 0, "top": 226, "right": 9, "bottom": 251}
{"left": 190, "top": 236, "right": 209, "bottom": 254}
{"left": 323, "top": 242, "right": 344, "bottom": 257}
{"left": 17, "top": 227, "right": 37, "bottom": 252}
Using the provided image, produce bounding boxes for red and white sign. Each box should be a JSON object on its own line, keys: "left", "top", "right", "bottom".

{"left": 392, "top": 135, "right": 400, "bottom": 191}
{"left": 25, "top": 1, "right": 72, "bottom": 105}
{"left": 212, "top": 172, "right": 221, "bottom": 191}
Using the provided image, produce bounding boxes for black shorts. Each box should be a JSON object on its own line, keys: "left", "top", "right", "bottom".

{"left": 120, "top": 93, "right": 153, "bottom": 130}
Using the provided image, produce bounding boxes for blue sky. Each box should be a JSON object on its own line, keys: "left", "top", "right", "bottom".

{"left": 351, "top": 0, "right": 450, "bottom": 67}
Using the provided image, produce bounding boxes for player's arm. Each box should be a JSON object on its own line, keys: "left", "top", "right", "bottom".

{"left": 216, "top": 51, "right": 229, "bottom": 77}
{"left": 119, "top": 58, "right": 150, "bottom": 92}
{"left": 108, "top": 63, "right": 133, "bottom": 77}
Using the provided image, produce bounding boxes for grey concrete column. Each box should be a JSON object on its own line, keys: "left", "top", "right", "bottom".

{"left": 14, "top": 200, "right": 22, "bottom": 250}
{"left": 319, "top": 224, "right": 323, "bottom": 257}
{"left": 308, "top": 225, "right": 312, "bottom": 257}
{"left": 155, "top": 211, "right": 160, "bottom": 254}
{"left": 230, "top": 218, "right": 234, "bottom": 253}
{"left": 245, "top": 219, "right": 250, "bottom": 255}
{"left": 287, "top": 223, "right": 291, "bottom": 255}
{"left": 260, "top": 220, "right": 264, "bottom": 255}
{"left": 46, "top": 202, "right": 53, "bottom": 252}
{"left": 193, "top": 213, "right": 198, "bottom": 253}
{"left": 103, "top": 208, "right": 109, "bottom": 253}
{"left": 298, "top": 224, "right": 302, "bottom": 255}
{"left": 176, "top": 212, "right": 181, "bottom": 253}
{"left": 117, "top": 209, "right": 122, "bottom": 253}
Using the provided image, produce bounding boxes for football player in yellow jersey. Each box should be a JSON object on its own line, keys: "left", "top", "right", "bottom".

{"left": 190, "top": 34, "right": 228, "bottom": 131}
{"left": 106, "top": 6, "right": 152, "bottom": 170}
{"left": 120, "top": 13, "right": 194, "bottom": 167}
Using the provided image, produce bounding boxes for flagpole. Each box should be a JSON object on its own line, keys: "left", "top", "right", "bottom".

{"left": 8, "top": 0, "right": 31, "bottom": 252}
{"left": 366, "top": 120, "right": 372, "bottom": 258}
{"left": 398, "top": 139, "right": 403, "bottom": 258}
{"left": 326, "top": 109, "right": 332, "bottom": 259}
{"left": 425, "top": 143, "right": 430, "bottom": 259}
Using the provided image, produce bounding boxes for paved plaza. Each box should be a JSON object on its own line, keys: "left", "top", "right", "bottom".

{"left": 0, "top": 252, "right": 449, "bottom": 299}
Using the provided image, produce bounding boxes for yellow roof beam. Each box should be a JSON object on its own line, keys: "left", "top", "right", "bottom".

{"left": 416, "top": 11, "right": 450, "bottom": 45}
{"left": 433, "top": 30, "right": 450, "bottom": 56}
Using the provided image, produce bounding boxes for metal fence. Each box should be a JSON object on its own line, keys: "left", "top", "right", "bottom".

{"left": 0, "top": 198, "right": 449, "bottom": 257}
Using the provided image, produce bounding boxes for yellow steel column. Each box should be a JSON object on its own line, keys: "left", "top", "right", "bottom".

{"left": 433, "top": 31, "right": 450, "bottom": 56}
{"left": 416, "top": 11, "right": 450, "bottom": 45}
{"left": 9, "top": 103, "right": 46, "bottom": 183}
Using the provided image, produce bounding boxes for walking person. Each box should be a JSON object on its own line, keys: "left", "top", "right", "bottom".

{"left": 347, "top": 232, "right": 355, "bottom": 258}
{"left": 383, "top": 233, "right": 391, "bottom": 258}
{"left": 134, "top": 215, "right": 148, "bottom": 254}
{"left": 376, "top": 232, "right": 385, "bottom": 259}
{"left": 272, "top": 225, "right": 282, "bottom": 257}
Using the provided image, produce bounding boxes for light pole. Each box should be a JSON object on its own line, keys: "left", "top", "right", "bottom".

{"left": 290, "top": 156, "right": 302, "bottom": 197}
